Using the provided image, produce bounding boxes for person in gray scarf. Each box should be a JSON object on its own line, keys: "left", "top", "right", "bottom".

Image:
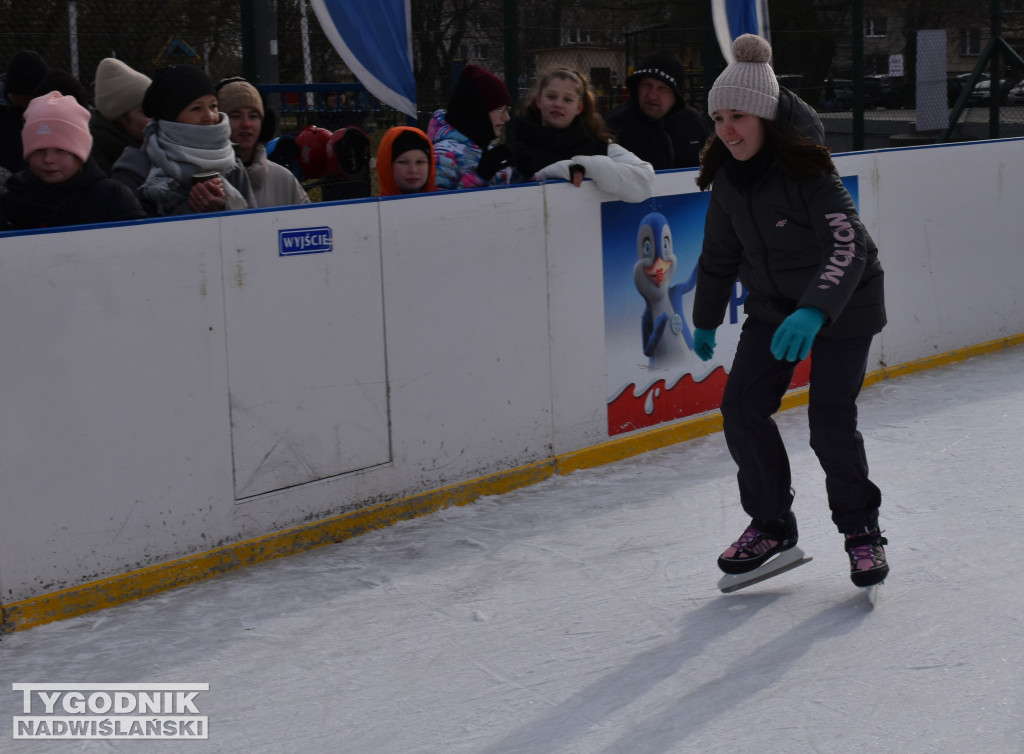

{"left": 111, "top": 65, "right": 255, "bottom": 216}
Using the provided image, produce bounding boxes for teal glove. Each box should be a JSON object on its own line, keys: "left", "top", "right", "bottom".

{"left": 693, "top": 327, "right": 717, "bottom": 361}
{"left": 770, "top": 307, "right": 826, "bottom": 362}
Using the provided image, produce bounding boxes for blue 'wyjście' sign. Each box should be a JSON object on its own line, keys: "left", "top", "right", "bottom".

{"left": 279, "top": 226, "right": 333, "bottom": 256}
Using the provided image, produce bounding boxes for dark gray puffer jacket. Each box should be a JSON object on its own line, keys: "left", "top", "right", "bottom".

{"left": 692, "top": 88, "right": 885, "bottom": 340}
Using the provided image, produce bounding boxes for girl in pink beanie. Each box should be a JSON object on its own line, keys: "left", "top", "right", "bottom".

{"left": 0, "top": 91, "right": 144, "bottom": 229}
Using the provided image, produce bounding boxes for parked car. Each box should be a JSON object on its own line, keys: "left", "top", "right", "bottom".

{"left": 948, "top": 73, "right": 982, "bottom": 106}
{"left": 1006, "top": 79, "right": 1024, "bottom": 104}
{"left": 862, "top": 74, "right": 905, "bottom": 109}
{"left": 966, "top": 77, "right": 1015, "bottom": 106}
{"left": 819, "top": 79, "right": 853, "bottom": 111}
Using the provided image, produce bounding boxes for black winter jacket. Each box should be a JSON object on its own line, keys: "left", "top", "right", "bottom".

{"left": 605, "top": 49, "right": 709, "bottom": 170}
{"left": 0, "top": 77, "right": 27, "bottom": 173}
{"left": 0, "top": 157, "right": 146, "bottom": 230}
{"left": 692, "top": 91, "right": 885, "bottom": 340}
{"left": 90, "top": 112, "right": 140, "bottom": 176}
{"left": 604, "top": 100, "right": 708, "bottom": 170}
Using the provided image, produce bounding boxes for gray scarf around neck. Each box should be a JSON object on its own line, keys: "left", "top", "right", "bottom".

{"left": 140, "top": 114, "right": 247, "bottom": 214}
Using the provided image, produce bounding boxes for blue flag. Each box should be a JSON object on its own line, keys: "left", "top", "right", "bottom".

{"left": 309, "top": 0, "right": 417, "bottom": 118}
{"left": 711, "top": 0, "right": 770, "bottom": 63}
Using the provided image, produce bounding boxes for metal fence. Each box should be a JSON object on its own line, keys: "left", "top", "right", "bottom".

{"left": 3, "top": 2, "right": 1024, "bottom": 157}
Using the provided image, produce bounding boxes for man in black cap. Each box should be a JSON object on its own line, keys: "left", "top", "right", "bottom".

{"left": 0, "top": 50, "right": 50, "bottom": 172}
{"left": 605, "top": 50, "right": 709, "bottom": 171}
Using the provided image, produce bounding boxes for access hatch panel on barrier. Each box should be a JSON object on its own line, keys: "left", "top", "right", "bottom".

{"left": 219, "top": 203, "right": 390, "bottom": 500}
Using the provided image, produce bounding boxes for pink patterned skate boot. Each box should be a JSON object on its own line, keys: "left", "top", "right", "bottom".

{"left": 844, "top": 528, "right": 889, "bottom": 587}
{"left": 718, "top": 512, "right": 798, "bottom": 574}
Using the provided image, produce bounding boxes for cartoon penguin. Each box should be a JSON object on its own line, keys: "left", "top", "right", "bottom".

{"left": 633, "top": 210, "right": 698, "bottom": 368}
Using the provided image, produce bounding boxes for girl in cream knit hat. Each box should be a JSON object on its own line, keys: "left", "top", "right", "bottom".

{"left": 91, "top": 58, "right": 152, "bottom": 174}
{"left": 691, "top": 34, "right": 890, "bottom": 594}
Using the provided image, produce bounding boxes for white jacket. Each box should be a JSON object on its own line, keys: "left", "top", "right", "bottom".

{"left": 247, "top": 144, "right": 310, "bottom": 208}
{"left": 534, "top": 143, "right": 655, "bottom": 203}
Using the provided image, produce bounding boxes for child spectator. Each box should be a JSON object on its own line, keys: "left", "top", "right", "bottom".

{"left": 508, "top": 68, "right": 654, "bottom": 202}
{"left": 111, "top": 65, "right": 255, "bottom": 216}
{"left": 376, "top": 126, "right": 435, "bottom": 195}
{"left": 215, "top": 76, "right": 309, "bottom": 207}
{"left": 91, "top": 58, "right": 152, "bottom": 175}
{"left": 0, "top": 91, "right": 144, "bottom": 230}
{"left": 427, "top": 64, "right": 512, "bottom": 190}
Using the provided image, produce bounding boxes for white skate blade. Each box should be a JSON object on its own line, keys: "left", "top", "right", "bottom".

{"left": 718, "top": 547, "right": 813, "bottom": 593}
{"left": 863, "top": 582, "right": 882, "bottom": 607}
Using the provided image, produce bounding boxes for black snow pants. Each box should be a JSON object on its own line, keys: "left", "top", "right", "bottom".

{"left": 719, "top": 318, "right": 882, "bottom": 533}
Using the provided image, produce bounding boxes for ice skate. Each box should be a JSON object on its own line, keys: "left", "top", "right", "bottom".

{"left": 717, "top": 545, "right": 812, "bottom": 593}
{"left": 845, "top": 528, "right": 888, "bottom": 588}
{"left": 718, "top": 511, "right": 798, "bottom": 574}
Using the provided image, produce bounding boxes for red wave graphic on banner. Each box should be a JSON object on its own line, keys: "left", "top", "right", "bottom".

{"left": 608, "top": 360, "right": 812, "bottom": 436}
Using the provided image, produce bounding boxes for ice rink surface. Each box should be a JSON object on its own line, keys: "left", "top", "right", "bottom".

{"left": 4, "top": 346, "right": 1022, "bottom": 753}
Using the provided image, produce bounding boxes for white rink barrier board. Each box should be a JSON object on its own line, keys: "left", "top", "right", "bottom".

{"left": 2, "top": 137, "right": 1023, "bottom": 626}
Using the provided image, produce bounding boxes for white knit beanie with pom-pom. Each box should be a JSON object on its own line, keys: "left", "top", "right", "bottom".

{"left": 707, "top": 34, "right": 779, "bottom": 120}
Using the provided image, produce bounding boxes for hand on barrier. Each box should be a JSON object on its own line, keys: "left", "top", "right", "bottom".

{"left": 475, "top": 145, "right": 511, "bottom": 181}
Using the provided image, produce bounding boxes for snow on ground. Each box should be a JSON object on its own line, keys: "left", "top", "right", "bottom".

{"left": 3, "top": 346, "right": 1023, "bottom": 753}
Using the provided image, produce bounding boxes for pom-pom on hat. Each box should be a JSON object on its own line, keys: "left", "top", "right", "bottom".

{"left": 707, "top": 34, "right": 779, "bottom": 121}
{"left": 95, "top": 58, "right": 151, "bottom": 120}
{"left": 22, "top": 90, "right": 93, "bottom": 163}
{"left": 142, "top": 65, "right": 215, "bottom": 122}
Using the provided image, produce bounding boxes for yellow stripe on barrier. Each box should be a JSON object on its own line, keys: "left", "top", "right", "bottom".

{"left": 5, "top": 334, "right": 1023, "bottom": 633}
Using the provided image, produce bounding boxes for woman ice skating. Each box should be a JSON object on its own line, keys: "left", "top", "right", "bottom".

{"left": 692, "top": 34, "right": 888, "bottom": 588}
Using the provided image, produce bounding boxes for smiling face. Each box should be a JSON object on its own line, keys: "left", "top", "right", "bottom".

{"left": 537, "top": 76, "right": 585, "bottom": 129}
{"left": 489, "top": 106, "right": 510, "bottom": 139}
{"left": 229, "top": 106, "right": 262, "bottom": 161}
{"left": 176, "top": 94, "right": 220, "bottom": 126}
{"left": 643, "top": 256, "right": 672, "bottom": 287}
{"left": 712, "top": 109, "right": 766, "bottom": 161}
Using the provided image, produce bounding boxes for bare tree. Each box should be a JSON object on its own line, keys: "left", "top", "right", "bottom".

{"left": 411, "top": 0, "right": 506, "bottom": 115}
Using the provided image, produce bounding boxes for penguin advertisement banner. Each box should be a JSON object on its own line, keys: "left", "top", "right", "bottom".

{"left": 601, "top": 179, "right": 859, "bottom": 436}
{"left": 602, "top": 192, "right": 743, "bottom": 436}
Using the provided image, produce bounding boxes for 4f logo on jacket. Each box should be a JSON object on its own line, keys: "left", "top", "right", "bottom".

{"left": 818, "top": 213, "right": 856, "bottom": 289}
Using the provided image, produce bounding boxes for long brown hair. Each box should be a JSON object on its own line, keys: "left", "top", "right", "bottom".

{"left": 695, "top": 118, "right": 835, "bottom": 191}
{"left": 523, "top": 67, "right": 614, "bottom": 143}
